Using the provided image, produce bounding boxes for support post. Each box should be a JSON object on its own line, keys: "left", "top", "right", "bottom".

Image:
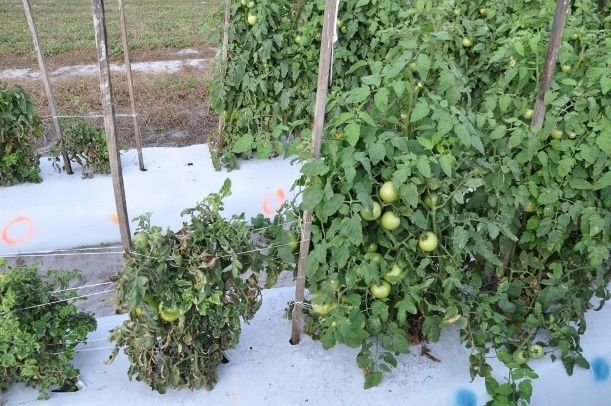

{"left": 291, "top": 0, "right": 338, "bottom": 345}
{"left": 532, "top": 0, "right": 570, "bottom": 129}
{"left": 216, "top": 0, "right": 231, "bottom": 149}
{"left": 91, "top": 0, "right": 132, "bottom": 251}
{"left": 22, "top": 0, "right": 73, "bottom": 174}
{"left": 117, "top": 0, "right": 145, "bottom": 171}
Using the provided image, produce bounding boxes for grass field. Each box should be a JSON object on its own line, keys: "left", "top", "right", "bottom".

{"left": 0, "top": 0, "right": 221, "bottom": 68}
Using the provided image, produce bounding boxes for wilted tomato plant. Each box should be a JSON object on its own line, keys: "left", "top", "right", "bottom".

{"left": 108, "top": 179, "right": 285, "bottom": 393}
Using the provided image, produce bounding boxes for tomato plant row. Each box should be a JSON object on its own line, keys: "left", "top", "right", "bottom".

{"left": 280, "top": 0, "right": 609, "bottom": 404}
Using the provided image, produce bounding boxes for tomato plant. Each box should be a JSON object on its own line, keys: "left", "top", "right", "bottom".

{"left": 49, "top": 118, "right": 110, "bottom": 179}
{"left": 0, "top": 261, "right": 96, "bottom": 399}
{"left": 292, "top": 0, "right": 609, "bottom": 403}
{"left": 0, "top": 83, "right": 43, "bottom": 186}
{"left": 212, "top": 0, "right": 419, "bottom": 169}
{"left": 108, "top": 180, "right": 285, "bottom": 393}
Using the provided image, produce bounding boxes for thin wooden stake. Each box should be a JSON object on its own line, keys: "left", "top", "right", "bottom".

{"left": 502, "top": 0, "right": 571, "bottom": 269}
{"left": 216, "top": 0, "right": 231, "bottom": 150}
{"left": 117, "top": 0, "right": 145, "bottom": 171}
{"left": 291, "top": 0, "right": 338, "bottom": 345}
{"left": 91, "top": 0, "right": 132, "bottom": 251}
{"left": 22, "top": 0, "right": 73, "bottom": 175}
{"left": 531, "top": 0, "right": 571, "bottom": 129}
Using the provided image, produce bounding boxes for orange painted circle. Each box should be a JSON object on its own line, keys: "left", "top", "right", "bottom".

{"left": 1, "top": 216, "right": 35, "bottom": 246}
{"left": 262, "top": 188, "right": 287, "bottom": 216}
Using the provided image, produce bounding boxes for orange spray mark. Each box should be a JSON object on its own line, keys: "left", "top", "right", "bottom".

{"left": 1, "top": 215, "right": 35, "bottom": 246}
{"left": 262, "top": 188, "right": 287, "bottom": 216}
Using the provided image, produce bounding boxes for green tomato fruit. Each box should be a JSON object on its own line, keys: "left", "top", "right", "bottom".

{"left": 294, "top": 35, "right": 302, "bottom": 45}
{"left": 133, "top": 232, "right": 148, "bottom": 251}
{"left": 513, "top": 349, "right": 529, "bottom": 365}
{"left": 370, "top": 281, "right": 391, "bottom": 299}
{"left": 524, "top": 200, "right": 537, "bottom": 213}
{"left": 424, "top": 193, "right": 439, "bottom": 210}
{"left": 367, "top": 316, "right": 383, "bottom": 335}
{"left": 453, "top": 9, "right": 460, "bottom": 16}
{"left": 340, "top": 26, "right": 347, "bottom": 34}
{"left": 158, "top": 303, "right": 181, "bottom": 323}
{"left": 247, "top": 1, "right": 255, "bottom": 8}
{"left": 570, "top": 33, "right": 580, "bottom": 40}
{"left": 366, "top": 242, "right": 379, "bottom": 253}
{"left": 247, "top": 14, "right": 258, "bottom": 25}
{"left": 336, "top": 19, "right": 344, "bottom": 28}
{"left": 364, "top": 252, "right": 383, "bottom": 262}
{"left": 312, "top": 303, "right": 333, "bottom": 315}
{"left": 379, "top": 181, "right": 399, "bottom": 203}
{"left": 409, "top": 62, "right": 417, "bottom": 71}
{"left": 286, "top": 232, "right": 299, "bottom": 252}
{"left": 551, "top": 129, "right": 563, "bottom": 140}
{"left": 523, "top": 109, "right": 534, "bottom": 120}
{"left": 529, "top": 344, "right": 544, "bottom": 359}
{"left": 380, "top": 211, "right": 401, "bottom": 231}
{"left": 361, "top": 201, "right": 382, "bottom": 221}
{"left": 561, "top": 64, "right": 572, "bottom": 74}
{"left": 479, "top": 7, "right": 488, "bottom": 17}
{"left": 418, "top": 231, "right": 438, "bottom": 252}
{"left": 240, "top": 0, "right": 246, "bottom": 5}
{"left": 568, "top": 132, "right": 577, "bottom": 139}
{"left": 383, "top": 264, "right": 405, "bottom": 284}
{"left": 461, "top": 37, "right": 472, "bottom": 47}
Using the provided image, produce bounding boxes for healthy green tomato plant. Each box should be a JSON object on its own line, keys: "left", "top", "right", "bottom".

{"left": 0, "top": 262, "right": 97, "bottom": 399}
{"left": 0, "top": 83, "right": 43, "bottom": 186}
{"left": 211, "top": 0, "right": 413, "bottom": 169}
{"left": 294, "top": 0, "right": 609, "bottom": 403}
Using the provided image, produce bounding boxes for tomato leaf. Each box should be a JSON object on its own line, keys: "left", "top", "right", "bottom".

{"left": 410, "top": 100, "right": 430, "bottom": 122}
{"left": 345, "top": 123, "right": 361, "bottom": 146}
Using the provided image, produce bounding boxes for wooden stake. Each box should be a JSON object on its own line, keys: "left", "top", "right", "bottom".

{"left": 291, "top": 0, "right": 338, "bottom": 345}
{"left": 91, "top": 0, "right": 132, "bottom": 251}
{"left": 531, "top": 0, "right": 570, "bottom": 129}
{"left": 216, "top": 0, "right": 231, "bottom": 150}
{"left": 22, "top": 0, "right": 73, "bottom": 175}
{"left": 117, "top": 0, "right": 145, "bottom": 171}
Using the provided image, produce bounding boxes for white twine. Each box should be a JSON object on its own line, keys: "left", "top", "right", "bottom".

{"left": 52, "top": 281, "right": 114, "bottom": 294}
{"left": 45, "top": 113, "right": 139, "bottom": 119}
{"left": 127, "top": 238, "right": 309, "bottom": 262}
{"left": 1, "top": 245, "right": 123, "bottom": 257}
{"left": 1, "top": 251, "right": 125, "bottom": 258}
{"left": 0, "top": 220, "right": 306, "bottom": 259}
{"left": 0, "top": 289, "right": 115, "bottom": 315}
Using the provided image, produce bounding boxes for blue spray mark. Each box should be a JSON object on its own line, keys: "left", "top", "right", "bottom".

{"left": 591, "top": 357, "right": 610, "bottom": 382}
{"left": 454, "top": 388, "right": 477, "bottom": 406}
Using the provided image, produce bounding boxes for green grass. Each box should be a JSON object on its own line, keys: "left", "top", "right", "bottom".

{"left": 0, "top": 0, "right": 222, "bottom": 63}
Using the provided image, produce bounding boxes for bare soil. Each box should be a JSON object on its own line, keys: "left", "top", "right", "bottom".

{"left": 3, "top": 53, "right": 218, "bottom": 150}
